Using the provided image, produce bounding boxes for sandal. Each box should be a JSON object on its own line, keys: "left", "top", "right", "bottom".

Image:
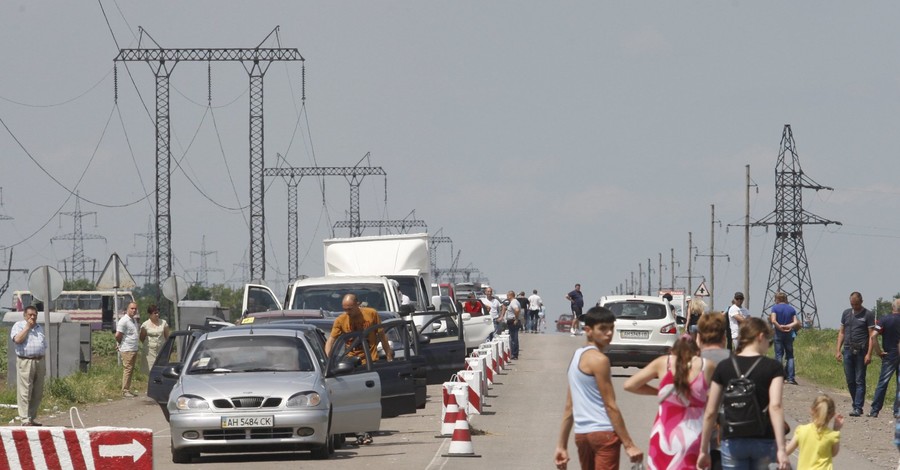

{"left": 355, "top": 433, "right": 373, "bottom": 445}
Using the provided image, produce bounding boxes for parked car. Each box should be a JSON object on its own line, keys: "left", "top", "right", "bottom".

{"left": 165, "top": 325, "right": 381, "bottom": 463}
{"left": 556, "top": 314, "right": 574, "bottom": 332}
{"left": 239, "top": 309, "right": 326, "bottom": 324}
{"left": 431, "top": 294, "right": 492, "bottom": 351}
{"left": 598, "top": 294, "right": 683, "bottom": 368}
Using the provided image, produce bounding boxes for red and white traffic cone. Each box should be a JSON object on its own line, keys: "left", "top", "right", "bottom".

{"left": 437, "top": 392, "right": 459, "bottom": 437}
{"left": 441, "top": 406, "right": 481, "bottom": 457}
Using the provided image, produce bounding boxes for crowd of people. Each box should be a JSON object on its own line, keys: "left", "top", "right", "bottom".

{"left": 554, "top": 288, "right": 900, "bottom": 470}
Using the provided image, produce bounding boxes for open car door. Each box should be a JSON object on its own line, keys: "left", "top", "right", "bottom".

{"left": 147, "top": 330, "right": 204, "bottom": 420}
{"left": 360, "top": 318, "right": 418, "bottom": 417}
{"left": 413, "top": 311, "right": 467, "bottom": 384}
{"left": 241, "top": 283, "right": 282, "bottom": 318}
{"left": 325, "top": 333, "right": 382, "bottom": 436}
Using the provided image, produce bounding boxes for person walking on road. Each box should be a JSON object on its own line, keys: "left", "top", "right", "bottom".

{"left": 527, "top": 289, "right": 543, "bottom": 333}
{"left": 482, "top": 287, "right": 503, "bottom": 340}
{"left": 567, "top": 283, "right": 585, "bottom": 336}
{"left": 554, "top": 306, "right": 644, "bottom": 470}
{"left": 698, "top": 317, "right": 790, "bottom": 470}
{"left": 726, "top": 292, "right": 748, "bottom": 351}
{"left": 769, "top": 292, "right": 800, "bottom": 385}
{"left": 624, "top": 334, "right": 715, "bottom": 469}
{"left": 696, "top": 311, "right": 730, "bottom": 470}
{"left": 786, "top": 394, "right": 843, "bottom": 470}
{"left": 11, "top": 305, "right": 47, "bottom": 426}
{"left": 504, "top": 290, "right": 522, "bottom": 360}
{"left": 116, "top": 302, "right": 141, "bottom": 398}
{"left": 869, "top": 298, "right": 900, "bottom": 418}
{"left": 835, "top": 291, "right": 876, "bottom": 417}
{"left": 140, "top": 304, "right": 170, "bottom": 372}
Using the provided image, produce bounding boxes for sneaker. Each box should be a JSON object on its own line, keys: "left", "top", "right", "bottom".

{"left": 123, "top": 391, "right": 137, "bottom": 398}
{"left": 849, "top": 409, "right": 862, "bottom": 417}
{"left": 570, "top": 333, "right": 576, "bottom": 337}
{"left": 785, "top": 379, "right": 798, "bottom": 385}
{"left": 867, "top": 411, "right": 879, "bottom": 418}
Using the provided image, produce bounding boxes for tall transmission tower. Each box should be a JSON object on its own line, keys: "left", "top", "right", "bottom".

{"left": 752, "top": 125, "right": 840, "bottom": 328}
{"left": 115, "top": 27, "right": 304, "bottom": 285}
{"left": 429, "top": 229, "right": 453, "bottom": 281}
{"left": 264, "top": 158, "right": 387, "bottom": 280}
{"left": 331, "top": 217, "right": 427, "bottom": 237}
{"left": 52, "top": 195, "right": 106, "bottom": 282}
{"left": 187, "top": 235, "right": 223, "bottom": 286}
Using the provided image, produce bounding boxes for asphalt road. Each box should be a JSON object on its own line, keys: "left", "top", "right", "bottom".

{"left": 41, "top": 332, "right": 882, "bottom": 469}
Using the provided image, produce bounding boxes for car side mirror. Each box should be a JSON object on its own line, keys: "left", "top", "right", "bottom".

{"left": 330, "top": 361, "right": 355, "bottom": 376}
{"left": 163, "top": 365, "right": 182, "bottom": 379}
{"left": 425, "top": 304, "right": 436, "bottom": 311}
{"left": 675, "top": 316, "right": 685, "bottom": 325}
{"left": 461, "top": 313, "right": 472, "bottom": 321}
{"left": 418, "top": 335, "right": 431, "bottom": 345}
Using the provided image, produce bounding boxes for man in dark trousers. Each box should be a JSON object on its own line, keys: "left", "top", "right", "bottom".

{"left": 566, "top": 283, "right": 584, "bottom": 336}
{"left": 869, "top": 298, "right": 900, "bottom": 418}
{"left": 835, "top": 291, "right": 877, "bottom": 417}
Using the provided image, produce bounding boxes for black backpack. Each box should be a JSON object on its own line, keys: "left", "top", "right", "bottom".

{"left": 721, "top": 356, "right": 767, "bottom": 438}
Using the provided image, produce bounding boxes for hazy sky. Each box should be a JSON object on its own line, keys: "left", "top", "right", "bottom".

{"left": 1, "top": 2, "right": 898, "bottom": 327}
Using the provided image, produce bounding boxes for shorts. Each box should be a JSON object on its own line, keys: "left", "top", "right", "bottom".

{"left": 572, "top": 307, "right": 583, "bottom": 318}
{"left": 574, "top": 431, "right": 621, "bottom": 470}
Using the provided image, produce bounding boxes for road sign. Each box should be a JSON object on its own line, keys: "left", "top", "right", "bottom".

{"left": 27, "top": 266, "right": 63, "bottom": 302}
{"left": 96, "top": 253, "right": 136, "bottom": 290}
{"left": 0, "top": 426, "right": 152, "bottom": 470}
{"left": 694, "top": 281, "right": 709, "bottom": 297}
{"left": 162, "top": 275, "right": 188, "bottom": 303}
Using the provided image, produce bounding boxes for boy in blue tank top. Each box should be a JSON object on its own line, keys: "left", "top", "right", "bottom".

{"left": 554, "top": 306, "right": 643, "bottom": 469}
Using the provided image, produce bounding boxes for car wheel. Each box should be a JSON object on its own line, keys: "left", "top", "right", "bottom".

{"left": 334, "top": 434, "right": 347, "bottom": 449}
{"left": 171, "top": 442, "right": 197, "bottom": 464}
{"left": 310, "top": 414, "right": 333, "bottom": 460}
{"left": 159, "top": 403, "right": 170, "bottom": 422}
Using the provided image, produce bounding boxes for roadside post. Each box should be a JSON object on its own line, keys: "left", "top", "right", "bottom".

{"left": 28, "top": 266, "right": 63, "bottom": 379}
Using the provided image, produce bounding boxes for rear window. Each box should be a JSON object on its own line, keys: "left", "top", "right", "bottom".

{"left": 606, "top": 302, "right": 668, "bottom": 320}
{"left": 291, "top": 284, "right": 388, "bottom": 311}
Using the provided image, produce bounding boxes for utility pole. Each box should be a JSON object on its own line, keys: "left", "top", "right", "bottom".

{"left": 695, "top": 205, "right": 728, "bottom": 311}
{"left": 630, "top": 271, "right": 634, "bottom": 294}
{"left": 744, "top": 165, "right": 752, "bottom": 309}
{"left": 638, "top": 263, "right": 643, "bottom": 294}
{"left": 688, "top": 232, "right": 693, "bottom": 296}
{"left": 647, "top": 257, "right": 652, "bottom": 296}
{"left": 658, "top": 253, "right": 663, "bottom": 292}
{"left": 670, "top": 248, "right": 677, "bottom": 289}
{"left": 187, "top": 236, "right": 223, "bottom": 287}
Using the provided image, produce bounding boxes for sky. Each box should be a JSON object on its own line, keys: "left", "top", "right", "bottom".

{"left": 1, "top": 2, "right": 898, "bottom": 328}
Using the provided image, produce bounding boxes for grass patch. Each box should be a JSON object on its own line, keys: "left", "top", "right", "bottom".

{"left": 0, "top": 330, "right": 147, "bottom": 424}
{"left": 794, "top": 328, "right": 896, "bottom": 403}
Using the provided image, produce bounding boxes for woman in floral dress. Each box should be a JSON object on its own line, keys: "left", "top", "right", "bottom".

{"left": 624, "top": 335, "right": 715, "bottom": 469}
{"left": 140, "top": 304, "right": 170, "bottom": 371}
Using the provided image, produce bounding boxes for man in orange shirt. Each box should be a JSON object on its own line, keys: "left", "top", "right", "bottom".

{"left": 325, "top": 293, "right": 393, "bottom": 365}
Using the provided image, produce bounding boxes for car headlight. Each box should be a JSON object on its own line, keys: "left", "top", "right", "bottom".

{"left": 175, "top": 395, "right": 210, "bottom": 410}
{"left": 286, "top": 392, "right": 321, "bottom": 408}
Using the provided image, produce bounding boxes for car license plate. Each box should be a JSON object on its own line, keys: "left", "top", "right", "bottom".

{"left": 221, "top": 416, "right": 273, "bottom": 428}
{"left": 619, "top": 330, "right": 649, "bottom": 340}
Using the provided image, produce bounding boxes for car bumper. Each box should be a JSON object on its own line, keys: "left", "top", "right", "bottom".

{"left": 605, "top": 344, "right": 673, "bottom": 368}
{"left": 169, "top": 408, "right": 330, "bottom": 453}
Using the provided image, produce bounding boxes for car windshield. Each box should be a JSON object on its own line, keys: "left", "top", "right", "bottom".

{"left": 187, "top": 335, "right": 315, "bottom": 374}
{"left": 606, "top": 302, "right": 667, "bottom": 320}
{"left": 290, "top": 285, "right": 388, "bottom": 311}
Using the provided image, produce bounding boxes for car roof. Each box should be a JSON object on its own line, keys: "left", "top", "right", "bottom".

{"left": 599, "top": 295, "right": 669, "bottom": 305}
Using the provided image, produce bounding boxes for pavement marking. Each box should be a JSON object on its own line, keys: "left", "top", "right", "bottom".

{"left": 424, "top": 438, "right": 449, "bottom": 470}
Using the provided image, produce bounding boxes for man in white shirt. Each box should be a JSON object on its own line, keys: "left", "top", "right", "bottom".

{"left": 726, "top": 292, "right": 748, "bottom": 350}
{"left": 527, "top": 289, "right": 543, "bottom": 333}
{"left": 116, "top": 302, "right": 141, "bottom": 398}
{"left": 481, "top": 287, "right": 502, "bottom": 340}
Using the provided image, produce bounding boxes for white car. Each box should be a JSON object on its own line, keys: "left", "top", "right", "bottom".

{"left": 598, "top": 295, "right": 682, "bottom": 368}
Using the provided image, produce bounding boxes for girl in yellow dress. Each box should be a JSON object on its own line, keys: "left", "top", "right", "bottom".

{"left": 786, "top": 394, "right": 843, "bottom": 470}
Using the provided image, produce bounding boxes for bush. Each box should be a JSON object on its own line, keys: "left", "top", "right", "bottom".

{"left": 92, "top": 331, "right": 118, "bottom": 358}
{"left": 48, "top": 378, "right": 77, "bottom": 402}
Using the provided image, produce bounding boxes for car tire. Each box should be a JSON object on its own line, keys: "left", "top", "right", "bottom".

{"left": 171, "top": 442, "right": 197, "bottom": 464}
{"left": 310, "top": 418, "right": 332, "bottom": 460}
{"left": 159, "top": 403, "right": 170, "bottom": 422}
{"left": 334, "top": 434, "right": 347, "bottom": 449}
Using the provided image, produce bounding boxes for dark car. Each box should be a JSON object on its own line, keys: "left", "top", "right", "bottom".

{"left": 556, "top": 314, "right": 574, "bottom": 332}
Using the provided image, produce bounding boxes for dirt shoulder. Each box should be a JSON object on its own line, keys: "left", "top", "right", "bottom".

{"left": 783, "top": 377, "right": 898, "bottom": 469}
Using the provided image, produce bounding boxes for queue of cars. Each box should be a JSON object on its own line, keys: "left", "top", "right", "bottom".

{"left": 150, "top": 304, "right": 469, "bottom": 463}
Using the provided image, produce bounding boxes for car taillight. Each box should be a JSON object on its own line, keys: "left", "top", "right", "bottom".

{"left": 659, "top": 322, "right": 676, "bottom": 334}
